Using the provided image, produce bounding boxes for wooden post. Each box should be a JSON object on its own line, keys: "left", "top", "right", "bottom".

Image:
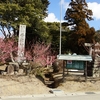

{"left": 85, "top": 61, "right": 87, "bottom": 82}
{"left": 63, "top": 60, "right": 65, "bottom": 82}
{"left": 67, "top": 60, "right": 69, "bottom": 75}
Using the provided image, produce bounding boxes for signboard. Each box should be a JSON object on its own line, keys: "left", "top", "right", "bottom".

{"left": 67, "top": 60, "right": 72, "bottom": 64}
{"left": 17, "top": 24, "right": 26, "bottom": 62}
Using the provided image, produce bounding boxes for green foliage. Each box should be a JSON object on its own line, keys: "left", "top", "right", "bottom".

{"left": 46, "top": 22, "right": 70, "bottom": 54}
{"left": 46, "top": 22, "right": 60, "bottom": 53}
{"left": 0, "top": 0, "right": 50, "bottom": 43}
{"left": 94, "top": 30, "right": 100, "bottom": 43}
{"left": 27, "top": 61, "right": 50, "bottom": 80}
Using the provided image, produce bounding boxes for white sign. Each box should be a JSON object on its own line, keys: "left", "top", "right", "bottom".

{"left": 17, "top": 24, "right": 26, "bottom": 62}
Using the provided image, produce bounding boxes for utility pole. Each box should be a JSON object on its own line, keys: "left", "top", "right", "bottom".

{"left": 59, "top": 0, "right": 62, "bottom": 55}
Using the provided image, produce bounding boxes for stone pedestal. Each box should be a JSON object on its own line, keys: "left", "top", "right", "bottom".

{"left": 92, "top": 56, "right": 100, "bottom": 78}
{"left": 92, "top": 67, "right": 100, "bottom": 78}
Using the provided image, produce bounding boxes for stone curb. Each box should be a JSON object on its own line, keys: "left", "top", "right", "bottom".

{"left": 1, "top": 91, "right": 100, "bottom": 99}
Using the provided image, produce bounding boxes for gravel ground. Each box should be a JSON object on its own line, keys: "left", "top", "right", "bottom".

{"left": 0, "top": 75, "right": 100, "bottom": 96}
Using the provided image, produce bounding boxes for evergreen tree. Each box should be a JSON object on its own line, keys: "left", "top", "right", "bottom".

{"left": 46, "top": 22, "right": 70, "bottom": 54}
{"left": 0, "top": 0, "right": 50, "bottom": 43}
{"left": 64, "top": 0, "right": 95, "bottom": 54}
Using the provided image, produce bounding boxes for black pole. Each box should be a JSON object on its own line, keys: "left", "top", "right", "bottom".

{"left": 85, "top": 61, "right": 87, "bottom": 82}
{"left": 63, "top": 60, "right": 65, "bottom": 82}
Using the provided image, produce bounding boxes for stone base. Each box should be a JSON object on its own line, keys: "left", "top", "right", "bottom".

{"left": 92, "top": 67, "right": 100, "bottom": 78}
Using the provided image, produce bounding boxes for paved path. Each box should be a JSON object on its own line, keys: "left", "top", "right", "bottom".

{"left": 1, "top": 91, "right": 100, "bottom": 100}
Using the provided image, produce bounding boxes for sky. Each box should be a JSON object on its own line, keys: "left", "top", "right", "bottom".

{"left": 44, "top": 0, "right": 100, "bottom": 31}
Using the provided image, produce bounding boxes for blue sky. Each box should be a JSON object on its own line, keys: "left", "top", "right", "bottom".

{"left": 44, "top": 0, "right": 100, "bottom": 31}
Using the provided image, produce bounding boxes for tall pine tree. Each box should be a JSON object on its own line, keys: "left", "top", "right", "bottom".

{"left": 64, "top": 0, "right": 95, "bottom": 54}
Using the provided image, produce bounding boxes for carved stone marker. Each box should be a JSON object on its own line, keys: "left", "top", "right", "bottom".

{"left": 17, "top": 24, "right": 26, "bottom": 62}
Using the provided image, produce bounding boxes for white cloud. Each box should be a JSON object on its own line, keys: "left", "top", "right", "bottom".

{"left": 88, "top": 2, "right": 100, "bottom": 20}
{"left": 61, "top": 0, "right": 100, "bottom": 20}
{"left": 61, "top": 1, "right": 100, "bottom": 20}
{"left": 44, "top": 0, "right": 69, "bottom": 23}
{"left": 44, "top": 13, "right": 59, "bottom": 22}
{"left": 44, "top": 1, "right": 100, "bottom": 23}
{"left": 61, "top": 0, "right": 69, "bottom": 11}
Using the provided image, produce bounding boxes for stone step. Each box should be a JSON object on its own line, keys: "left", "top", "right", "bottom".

{"left": 45, "top": 80, "right": 54, "bottom": 85}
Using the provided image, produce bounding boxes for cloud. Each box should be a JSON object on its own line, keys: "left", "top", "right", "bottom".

{"left": 88, "top": 2, "right": 100, "bottom": 20}
{"left": 44, "top": 13, "right": 59, "bottom": 22}
{"left": 60, "top": 0, "right": 69, "bottom": 11}
{"left": 44, "top": 1, "right": 100, "bottom": 23}
{"left": 44, "top": 0, "right": 69, "bottom": 23}
{"left": 61, "top": 0, "right": 100, "bottom": 20}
